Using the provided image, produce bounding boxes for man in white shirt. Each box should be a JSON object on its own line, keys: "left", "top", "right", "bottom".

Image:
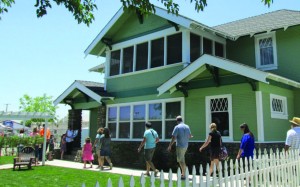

{"left": 285, "top": 117, "right": 300, "bottom": 153}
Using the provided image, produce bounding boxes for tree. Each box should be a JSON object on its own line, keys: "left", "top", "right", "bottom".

{"left": 0, "top": 0, "right": 273, "bottom": 26}
{"left": 19, "top": 94, "right": 57, "bottom": 126}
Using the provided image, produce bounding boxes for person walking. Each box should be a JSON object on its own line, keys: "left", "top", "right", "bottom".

{"left": 94, "top": 127, "right": 104, "bottom": 169}
{"left": 138, "top": 122, "right": 159, "bottom": 177}
{"left": 167, "top": 116, "right": 192, "bottom": 180}
{"left": 236, "top": 123, "right": 255, "bottom": 160}
{"left": 199, "top": 123, "right": 221, "bottom": 176}
{"left": 60, "top": 134, "right": 67, "bottom": 160}
{"left": 66, "top": 126, "right": 77, "bottom": 155}
{"left": 82, "top": 137, "right": 94, "bottom": 168}
{"left": 285, "top": 117, "right": 300, "bottom": 153}
{"left": 99, "top": 127, "right": 113, "bottom": 170}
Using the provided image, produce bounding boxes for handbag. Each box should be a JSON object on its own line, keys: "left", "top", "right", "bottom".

{"left": 219, "top": 146, "right": 228, "bottom": 161}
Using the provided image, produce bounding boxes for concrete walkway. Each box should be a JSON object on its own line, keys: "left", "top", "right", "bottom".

{"left": 0, "top": 159, "right": 194, "bottom": 181}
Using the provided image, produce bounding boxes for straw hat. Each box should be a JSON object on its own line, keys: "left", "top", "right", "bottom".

{"left": 289, "top": 117, "right": 300, "bottom": 126}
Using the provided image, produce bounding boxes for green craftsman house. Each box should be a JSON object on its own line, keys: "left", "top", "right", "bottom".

{"left": 54, "top": 7, "right": 300, "bottom": 169}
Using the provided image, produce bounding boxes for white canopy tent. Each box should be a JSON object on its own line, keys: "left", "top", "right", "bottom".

{"left": 0, "top": 111, "right": 54, "bottom": 165}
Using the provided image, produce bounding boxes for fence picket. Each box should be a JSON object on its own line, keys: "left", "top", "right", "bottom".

{"left": 68, "top": 148, "right": 300, "bottom": 187}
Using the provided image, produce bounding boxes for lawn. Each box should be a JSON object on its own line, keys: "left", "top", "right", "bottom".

{"left": 0, "top": 156, "right": 181, "bottom": 187}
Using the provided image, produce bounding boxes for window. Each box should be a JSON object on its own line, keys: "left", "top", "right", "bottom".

{"left": 119, "top": 106, "right": 130, "bottom": 138}
{"left": 206, "top": 95, "right": 232, "bottom": 140}
{"left": 133, "top": 105, "right": 145, "bottom": 139}
{"left": 151, "top": 38, "right": 164, "bottom": 68}
{"left": 190, "top": 33, "right": 201, "bottom": 62}
{"left": 203, "top": 38, "right": 213, "bottom": 55}
{"left": 108, "top": 107, "right": 117, "bottom": 138}
{"left": 136, "top": 42, "right": 148, "bottom": 71}
{"left": 167, "top": 33, "right": 182, "bottom": 65}
{"left": 255, "top": 32, "right": 277, "bottom": 70}
{"left": 106, "top": 98, "right": 183, "bottom": 140}
{"left": 123, "top": 46, "right": 133, "bottom": 74}
{"left": 215, "top": 42, "right": 224, "bottom": 57}
{"left": 270, "top": 94, "right": 288, "bottom": 119}
{"left": 110, "top": 50, "right": 120, "bottom": 76}
{"left": 165, "top": 102, "right": 181, "bottom": 139}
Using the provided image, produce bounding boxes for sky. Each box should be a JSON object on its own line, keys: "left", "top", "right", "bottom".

{"left": 1, "top": 0, "right": 300, "bottom": 120}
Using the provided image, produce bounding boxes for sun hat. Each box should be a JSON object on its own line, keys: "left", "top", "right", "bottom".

{"left": 289, "top": 117, "right": 300, "bottom": 126}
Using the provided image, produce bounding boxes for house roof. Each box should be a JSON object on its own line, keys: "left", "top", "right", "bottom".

{"left": 53, "top": 80, "right": 113, "bottom": 106}
{"left": 157, "top": 54, "right": 300, "bottom": 96}
{"left": 89, "top": 63, "right": 105, "bottom": 73}
{"left": 213, "top": 9, "right": 300, "bottom": 39}
{"left": 84, "top": 6, "right": 232, "bottom": 57}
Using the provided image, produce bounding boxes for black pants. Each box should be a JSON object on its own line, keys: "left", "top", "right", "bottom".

{"left": 66, "top": 141, "right": 73, "bottom": 155}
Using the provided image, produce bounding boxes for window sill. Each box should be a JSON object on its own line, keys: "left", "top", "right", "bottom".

{"left": 271, "top": 113, "right": 288, "bottom": 119}
{"left": 257, "top": 66, "right": 278, "bottom": 71}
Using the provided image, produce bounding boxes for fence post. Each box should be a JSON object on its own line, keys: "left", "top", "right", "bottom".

{"left": 107, "top": 178, "right": 112, "bottom": 187}
{"left": 140, "top": 173, "right": 145, "bottom": 187}
{"left": 168, "top": 168, "right": 173, "bottom": 187}
{"left": 95, "top": 181, "right": 99, "bottom": 187}
{"left": 129, "top": 176, "right": 135, "bottom": 187}
{"left": 205, "top": 164, "right": 210, "bottom": 187}
{"left": 199, "top": 164, "right": 204, "bottom": 187}
{"left": 118, "top": 177, "right": 124, "bottom": 187}
{"left": 150, "top": 172, "right": 155, "bottom": 187}
{"left": 192, "top": 165, "right": 196, "bottom": 187}
{"left": 177, "top": 167, "right": 181, "bottom": 187}
{"left": 159, "top": 170, "right": 165, "bottom": 187}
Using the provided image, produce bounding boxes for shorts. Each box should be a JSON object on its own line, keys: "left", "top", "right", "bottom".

{"left": 176, "top": 147, "right": 187, "bottom": 163}
{"left": 100, "top": 149, "right": 111, "bottom": 157}
{"left": 96, "top": 147, "right": 101, "bottom": 157}
{"left": 144, "top": 148, "right": 155, "bottom": 161}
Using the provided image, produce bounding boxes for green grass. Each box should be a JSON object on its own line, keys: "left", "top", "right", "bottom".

{"left": 0, "top": 156, "right": 14, "bottom": 165}
{"left": 0, "top": 159, "right": 183, "bottom": 187}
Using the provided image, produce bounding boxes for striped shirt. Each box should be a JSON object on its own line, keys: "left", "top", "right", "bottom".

{"left": 285, "top": 127, "right": 300, "bottom": 150}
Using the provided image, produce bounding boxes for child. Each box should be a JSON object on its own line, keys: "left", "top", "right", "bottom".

{"left": 60, "top": 134, "right": 67, "bottom": 160}
{"left": 82, "top": 137, "right": 94, "bottom": 168}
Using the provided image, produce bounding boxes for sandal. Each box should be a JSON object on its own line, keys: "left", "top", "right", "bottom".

{"left": 154, "top": 169, "right": 159, "bottom": 177}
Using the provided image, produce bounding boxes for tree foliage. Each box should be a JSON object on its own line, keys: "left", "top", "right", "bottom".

{"left": 19, "top": 94, "right": 57, "bottom": 126}
{"left": 0, "top": 0, "right": 273, "bottom": 26}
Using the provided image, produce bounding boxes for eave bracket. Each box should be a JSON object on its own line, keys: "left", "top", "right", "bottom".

{"left": 175, "top": 82, "right": 188, "bottom": 97}
{"left": 168, "top": 20, "right": 179, "bottom": 31}
{"left": 206, "top": 64, "right": 220, "bottom": 87}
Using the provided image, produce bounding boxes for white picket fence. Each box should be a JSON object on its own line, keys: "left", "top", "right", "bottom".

{"left": 68, "top": 148, "right": 300, "bottom": 187}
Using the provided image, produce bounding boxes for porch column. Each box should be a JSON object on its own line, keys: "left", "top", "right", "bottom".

{"left": 68, "top": 109, "right": 82, "bottom": 148}
{"left": 97, "top": 105, "right": 106, "bottom": 128}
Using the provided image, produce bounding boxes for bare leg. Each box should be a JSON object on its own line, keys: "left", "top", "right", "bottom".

{"left": 83, "top": 161, "right": 86, "bottom": 168}
{"left": 179, "top": 161, "right": 186, "bottom": 177}
{"left": 61, "top": 151, "right": 64, "bottom": 160}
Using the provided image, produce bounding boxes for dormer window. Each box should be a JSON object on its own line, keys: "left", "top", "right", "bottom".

{"left": 255, "top": 32, "right": 278, "bottom": 70}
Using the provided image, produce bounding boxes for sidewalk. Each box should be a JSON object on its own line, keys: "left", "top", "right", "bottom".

{"left": 0, "top": 159, "right": 194, "bottom": 181}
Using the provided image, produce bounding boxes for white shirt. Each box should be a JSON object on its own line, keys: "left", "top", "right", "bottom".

{"left": 285, "top": 127, "right": 300, "bottom": 150}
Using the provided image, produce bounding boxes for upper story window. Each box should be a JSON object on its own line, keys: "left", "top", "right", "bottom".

{"left": 110, "top": 50, "right": 120, "bottom": 76}
{"left": 190, "top": 33, "right": 201, "bottom": 62}
{"left": 123, "top": 46, "right": 134, "bottom": 74}
{"left": 270, "top": 94, "right": 288, "bottom": 119}
{"left": 215, "top": 42, "right": 224, "bottom": 57}
{"left": 203, "top": 37, "right": 213, "bottom": 55}
{"left": 167, "top": 33, "right": 182, "bottom": 65}
{"left": 151, "top": 38, "right": 164, "bottom": 68}
{"left": 136, "top": 42, "right": 148, "bottom": 71}
{"left": 255, "top": 32, "right": 278, "bottom": 70}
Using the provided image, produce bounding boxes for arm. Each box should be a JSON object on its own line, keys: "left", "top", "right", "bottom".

{"left": 155, "top": 137, "right": 159, "bottom": 143}
{"left": 236, "top": 149, "right": 243, "bottom": 159}
{"left": 138, "top": 138, "right": 146, "bottom": 153}
{"left": 284, "top": 144, "right": 290, "bottom": 152}
{"left": 167, "top": 136, "right": 176, "bottom": 152}
{"left": 199, "top": 135, "right": 212, "bottom": 152}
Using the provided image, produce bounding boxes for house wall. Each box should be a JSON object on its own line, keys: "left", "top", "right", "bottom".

{"left": 186, "top": 83, "right": 257, "bottom": 142}
{"left": 227, "top": 26, "right": 300, "bottom": 82}
{"left": 89, "top": 108, "right": 98, "bottom": 141}
{"left": 295, "top": 89, "right": 300, "bottom": 117}
{"left": 106, "top": 64, "right": 183, "bottom": 95}
{"left": 258, "top": 83, "right": 295, "bottom": 141}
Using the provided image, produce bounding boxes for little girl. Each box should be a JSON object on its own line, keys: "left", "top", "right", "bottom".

{"left": 82, "top": 137, "right": 94, "bottom": 168}
{"left": 60, "top": 134, "right": 67, "bottom": 160}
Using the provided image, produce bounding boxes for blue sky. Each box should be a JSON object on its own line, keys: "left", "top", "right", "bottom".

{"left": 1, "top": 0, "right": 299, "bottom": 120}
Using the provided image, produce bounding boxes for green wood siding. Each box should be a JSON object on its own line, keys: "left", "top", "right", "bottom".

{"left": 73, "top": 101, "right": 100, "bottom": 110}
{"left": 226, "top": 26, "right": 300, "bottom": 82}
{"left": 295, "top": 90, "right": 300, "bottom": 117}
{"left": 106, "top": 64, "right": 183, "bottom": 95}
{"left": 258, "top": 83, "right": 294, "bottom": 141}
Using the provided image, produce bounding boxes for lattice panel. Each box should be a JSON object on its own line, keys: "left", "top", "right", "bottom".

{"left": 210, "top": 98, "right": 228, "bottom": 112}
{"left": 272, "top": 98, "right": 283, "bottom": 113}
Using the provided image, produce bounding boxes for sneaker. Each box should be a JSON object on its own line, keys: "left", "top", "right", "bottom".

{"left": 100, "top": 166, "right": 104, "bottom": 170}
{"left": 109, "top": 163, "right": 113, "bottom": 170}
{"left": 154, "top": 169, "right": 159, "bottom": 177}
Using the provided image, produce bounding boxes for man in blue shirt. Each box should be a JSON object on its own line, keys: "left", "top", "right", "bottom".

{"left": 167, "top": 116, "right": 192, "bottom": 179}
{"left": 138, "top": 122, "right": 159, "bottom": 177}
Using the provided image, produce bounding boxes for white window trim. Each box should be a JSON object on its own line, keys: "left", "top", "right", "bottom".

{"left": 106, "top": 97, "right": 184, "bottom": 141}
{"left": 270, "top": 94, "right": 288, "bottom": 119}
{"left": 254, "top": 32, "right": 278, "bottom": 71}
{"left": 205, "top": 94, "right": 233, "bottom": 141}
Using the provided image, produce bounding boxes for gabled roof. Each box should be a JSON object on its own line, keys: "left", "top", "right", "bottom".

{"left": 53, "top": 80, "right": 113, "bottom": 106}
{"left": 157, "top": 54, "right": 300, "bottom": 96}
{"left": 213, "top": 10, "right": 300, "bottom": 39}
{"left": 84, "top": 6, "right": 232, "bottom": 57}
{"left": 89, "top": 63, "right": 105, "bottom": 73}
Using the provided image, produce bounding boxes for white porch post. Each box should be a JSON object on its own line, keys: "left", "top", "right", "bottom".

{"left": 256, "top": 91, "right": 264, "bottom": 142}
{"left": 42, "top": 120, "right": 48, "bottom": 165}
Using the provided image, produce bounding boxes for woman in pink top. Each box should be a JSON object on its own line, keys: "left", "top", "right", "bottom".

{"left": 82, "top": 137, "right": 94, "bottom": 168}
